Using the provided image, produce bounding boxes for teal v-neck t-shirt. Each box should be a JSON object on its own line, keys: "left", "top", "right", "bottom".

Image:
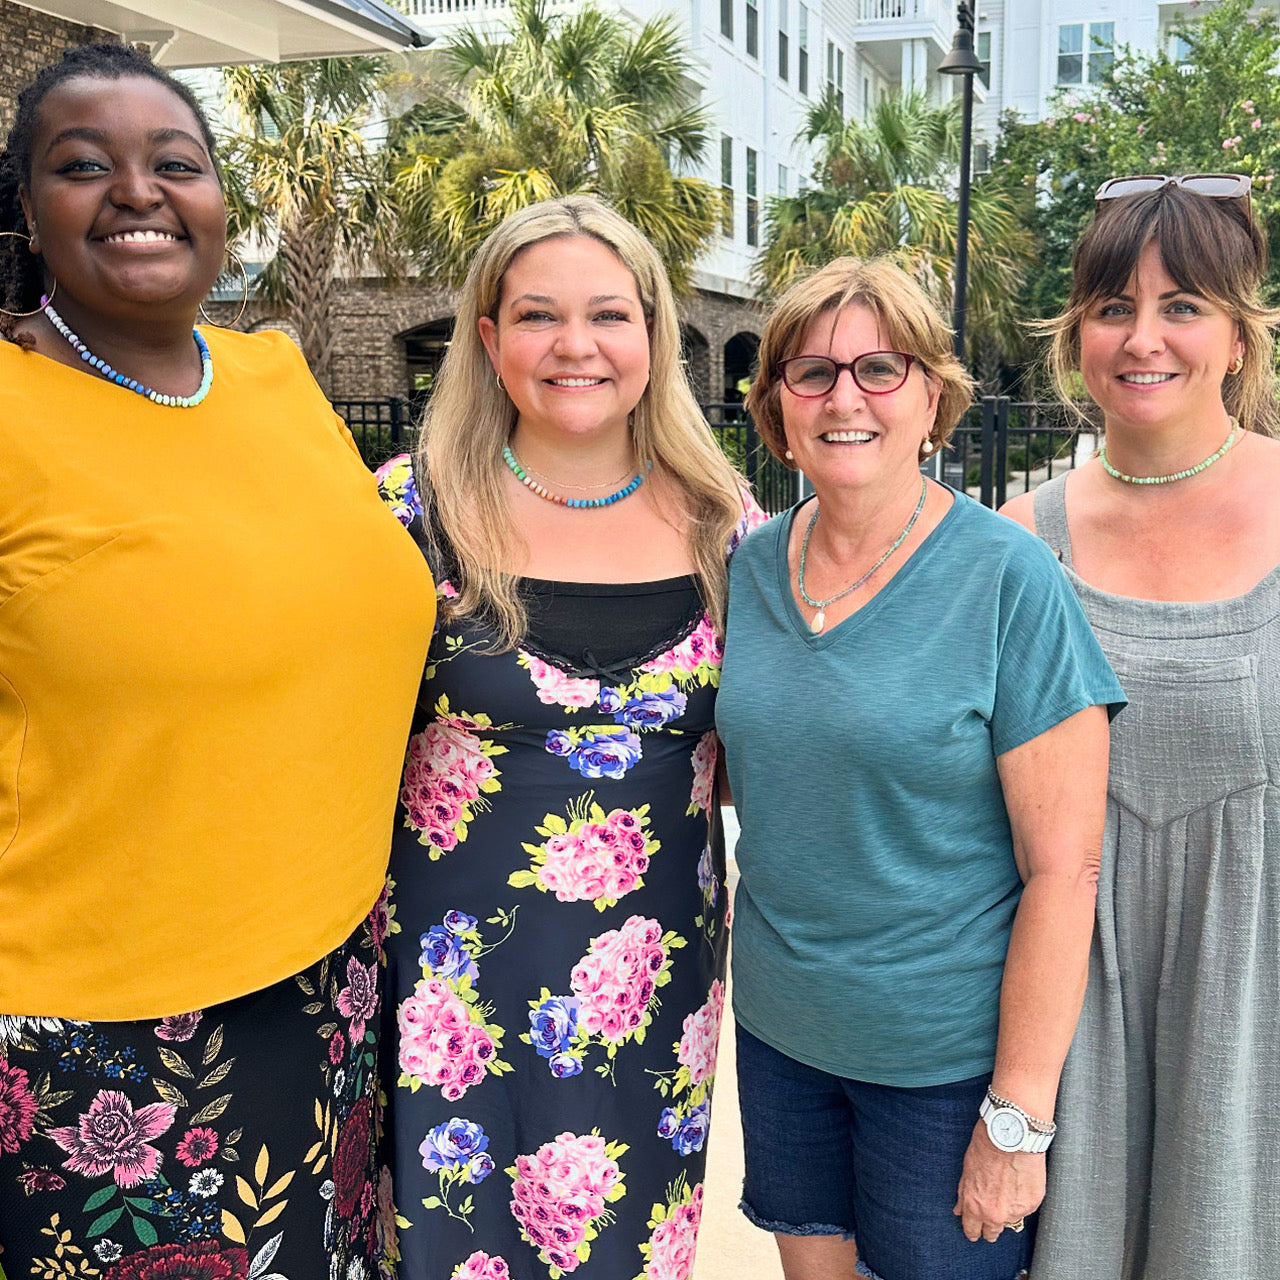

{"left": 717, "top": 489, "right": 1125, "bottom": 1087}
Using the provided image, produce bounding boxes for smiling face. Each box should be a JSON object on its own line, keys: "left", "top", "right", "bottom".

{"left": 1079, "top": 239, "right": 1243, "bottom": 434}
{"left": 19, "top": 74, "right": 225, "bottom": 329}
{"left": 780, "top": 303, "right": 940, "bottom": 495}
{"left": 477, "top": 235, "right": 651, "bottom": 444}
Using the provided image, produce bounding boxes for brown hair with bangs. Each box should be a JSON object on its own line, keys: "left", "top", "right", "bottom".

{"left": 1044, "top": 184, "right": 1280, "bottom": 435}
{"left": 745, "top": 256, "right": 975, "bottom": 467}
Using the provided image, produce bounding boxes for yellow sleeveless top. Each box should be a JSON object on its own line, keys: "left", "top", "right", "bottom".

{"left": 0, "top": 328, "right": 433, "bottom": 1019}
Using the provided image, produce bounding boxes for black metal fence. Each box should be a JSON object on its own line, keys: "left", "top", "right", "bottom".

{"left": 333, "top": 395, "right": 1088, "bottom": 512}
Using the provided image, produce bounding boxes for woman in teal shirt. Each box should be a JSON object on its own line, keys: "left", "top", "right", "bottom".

{"left": 716, "top": 257, "right": 1124, "bottom": 1280}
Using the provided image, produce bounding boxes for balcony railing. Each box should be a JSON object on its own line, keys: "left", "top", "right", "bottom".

{"left": 857, "top": 0, "right": 951, "bottom": 29}
{"left": 405, "top": 0, "right": 577, "bottom": 23}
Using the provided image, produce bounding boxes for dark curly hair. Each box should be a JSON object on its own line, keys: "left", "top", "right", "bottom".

{"left": 0, "top": 43, "right": 222, "bottom": 333}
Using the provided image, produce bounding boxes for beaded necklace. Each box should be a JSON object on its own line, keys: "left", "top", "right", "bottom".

{"left": 42, "top": 296, "right": 213, "bottom": 408}
{"left": 798, "top": 477, "right": 927, "bottom": 634}
{"left": 1099, "top": 420, "right": 1238, "bottom": 485}
{"left": 503, "top": 444, "right": 651, "bottom": 508}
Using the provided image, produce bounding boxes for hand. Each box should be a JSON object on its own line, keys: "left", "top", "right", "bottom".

{"left": 953, "top": 1119, "right": 1046, "bottom": 1243}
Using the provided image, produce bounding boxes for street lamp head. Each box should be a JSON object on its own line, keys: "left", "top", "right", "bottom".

{"left": 938, "top": 32, "right": 983, "bottom": 76}
{"left": 939, "top": 1, "right": 983, "bottom": 76}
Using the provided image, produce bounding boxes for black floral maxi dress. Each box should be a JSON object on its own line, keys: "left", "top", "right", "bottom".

{"left": 376, "top": 459, "right": 763, "bottom": 1280}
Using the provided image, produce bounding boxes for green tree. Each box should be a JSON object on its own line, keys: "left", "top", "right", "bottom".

{"left": 389, "top": 0, "right": 720, "bottom": 291}
{"left": 992, "top": 0, "right": 1280, "bottom": 324}
{"left": 757, "top": 88, "right": 1035, "bottom": 366}
{"left": 220, "top": 58, "right": 404, "bottom": 392}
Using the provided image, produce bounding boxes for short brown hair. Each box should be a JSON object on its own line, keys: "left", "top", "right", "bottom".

{"left": 1044, "top": 184, "right": 1280, "bottom": 435}
{"left": 745, "top": 257, "right": 975, "bottom": 466}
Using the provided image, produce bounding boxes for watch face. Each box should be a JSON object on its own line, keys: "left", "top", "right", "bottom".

{"left": 989, "top": 1108, "right": 1028, "bottom": 1151}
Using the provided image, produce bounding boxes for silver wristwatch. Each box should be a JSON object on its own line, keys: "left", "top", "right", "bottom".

{"left": 980, "top": 1088, "right": 1057, "bottom": 1154}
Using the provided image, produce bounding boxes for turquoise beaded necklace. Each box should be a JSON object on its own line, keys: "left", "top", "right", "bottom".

{"left": 503, "top": 444, "right": 651, "bottom": 509}
{"left": 41, "top": 296, "right": 213, "bottom": 409}
{"left": 1099, "top": 420, "right": 1238, "bottom": 485}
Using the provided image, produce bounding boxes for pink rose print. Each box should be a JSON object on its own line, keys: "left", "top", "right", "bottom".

{"left": 401, "top": 698, "right": 506, "bottom": 858}
{"left": 47, "top": 1090, "right": 177, "bottom": 1186}
{"left": 0, "top": 1058, "right": 38, "bottom": 1155}
{"left": 337, "top": 956, "right": 379, "bottom": 1044}
{"left": 642, "top": 618, "right": 723, "bottom": 683}
{"left": 687, "top": 733, "right": 717, "bottom": 815}
{"left": 174, "top": 1127, "right": 219, "bottom": 1167}
{"left": 508, "top": 1131, "right": 627, "bottom": 1274}
{"left": 398, "top": 977, "right": 507, "bottom": 1102}
{"left": 570, "top": 917, "right": 678, "bottom": 1044}
{"left": 510, "top": 801, "right": 658, "bottom": 910}
{"left": 451, "top": 1252, "right": 510, "bottom": 1280}
{"left": 635, "top": 1178, "right": 704, "bottom": 1280}
{"left": 677, "top": 981, "right": 724, "bottom": 1087}
{"left": 520, "top": 654, "right": 601, "bottom": 709}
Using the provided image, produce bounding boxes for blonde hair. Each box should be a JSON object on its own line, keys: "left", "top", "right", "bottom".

{"left": 1042, "top": 184, "right": 1280, "bottom": 435}
{"left": 746, "top": 256, "right": 975, "bottom": 465}
{"left": 416, "top": 195, "right": 746, "bottom": 650}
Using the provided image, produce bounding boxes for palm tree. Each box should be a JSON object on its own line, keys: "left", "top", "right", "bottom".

{"left": 220, "top": 58, "right": 404, "bottom": 393}
{"left": 757, "top": 88, "right": 1033, "bottom": 362}
{"left": 390, "top": 0, "right": 721, "bottom": 292}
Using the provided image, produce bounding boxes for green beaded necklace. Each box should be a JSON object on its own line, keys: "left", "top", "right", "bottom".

{"left": 1099, "top": 420, "right": 1239, "bottom": 485}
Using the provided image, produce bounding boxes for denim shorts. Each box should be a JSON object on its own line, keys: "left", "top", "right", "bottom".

{"left": 736, "top": 1026, "right": 1034, "bottom": 1280}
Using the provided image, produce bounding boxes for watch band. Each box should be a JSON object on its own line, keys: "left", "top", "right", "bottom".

{"left": 980, "top": 1090, "right": 1057, "bottom": 1153}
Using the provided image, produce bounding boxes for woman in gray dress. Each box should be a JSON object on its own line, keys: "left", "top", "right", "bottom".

{"left": 1003, "top": 175, "right": 1280, "bottom": 1280}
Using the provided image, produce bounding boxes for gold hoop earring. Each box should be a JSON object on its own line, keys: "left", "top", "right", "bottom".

{"left": 1228, "top": 355, "right": 1244, "bottom": 376}
{"left": 496, "top": 372, "right": 507, "bottom": 393}
{"left": 0, "top": 231, "right": 55, "bottom": 318}
{"left": 199, "top": 249, "right": 251, "bottom": 329}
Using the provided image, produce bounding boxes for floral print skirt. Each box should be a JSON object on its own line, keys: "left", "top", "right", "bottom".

{"left": 0, "top": 890, "right": 392, "bottom": 1280}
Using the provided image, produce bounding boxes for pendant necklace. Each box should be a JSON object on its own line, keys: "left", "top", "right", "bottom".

{"left": 1099, "top": 419, "right": 1238, "bottom": 485}
{"left": 798, "top": 477, "right": 928, "bottom": 634}
{"left": 503, "top": 444, "right": 651, "bottom": 509}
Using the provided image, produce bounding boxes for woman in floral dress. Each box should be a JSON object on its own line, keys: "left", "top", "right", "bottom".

{"left": 375, "top": 196, "right": 762, "bottom": 1280}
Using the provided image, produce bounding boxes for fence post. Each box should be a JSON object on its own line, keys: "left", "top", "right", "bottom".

{"left": 979, "top": 396, "right": 997, "bottom": 508}
{"left": 994, "top": 396, "right": 1011, "bottom": 510}
{"left": 743, "top": 408, "right": 760, "bottom": 495}
{"left": 389, "top": 397, "right": 404, "bottom": 450}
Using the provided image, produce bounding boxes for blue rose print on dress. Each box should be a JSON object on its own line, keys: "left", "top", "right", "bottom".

{"left": 600, "top": 687, "right": 688, "bottom": 730}
{"left": 420, "top": 911, "right": 481, "bottom": 983}
{"left": 529, "top": 997, "right": 580, "bottom": 1060}
{"left": 544, "top": 727, "right": 644, "bottom": 780}
{"left": 658, "top": 1099, "right": 710, "bottom": 1155}
{"left": 418, "top": 1117, "right": 493, "bottom": 1229}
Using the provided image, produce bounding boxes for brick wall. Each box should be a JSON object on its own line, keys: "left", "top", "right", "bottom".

{"left": 0, "top": 0, "right": 117, "bottom": 134}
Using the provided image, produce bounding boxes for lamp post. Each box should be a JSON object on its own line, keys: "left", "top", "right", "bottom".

{"left": 938, "top": 0, "right": 983, "bottom": 363}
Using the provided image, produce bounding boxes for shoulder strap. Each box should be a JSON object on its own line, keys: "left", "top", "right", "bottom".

{"left": 1031, "top": 474, "right": 1075, "bottom": 568}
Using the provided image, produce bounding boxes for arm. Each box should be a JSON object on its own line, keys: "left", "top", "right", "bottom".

{"left": 954, "top": 703, "right": 1109, "bottom": 1242}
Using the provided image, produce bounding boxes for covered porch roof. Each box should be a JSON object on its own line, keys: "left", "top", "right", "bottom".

{"left": 12, "top": 0, "right": 428, "bottom": 65}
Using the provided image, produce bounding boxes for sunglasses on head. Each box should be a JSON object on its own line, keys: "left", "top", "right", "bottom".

{"left": 1095, "top": 173, "right": 1252, "bottom": 223}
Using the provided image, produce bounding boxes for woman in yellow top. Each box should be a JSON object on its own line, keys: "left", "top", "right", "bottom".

{"left": 0, "top": 45, "right": 433, "bottom": 1279}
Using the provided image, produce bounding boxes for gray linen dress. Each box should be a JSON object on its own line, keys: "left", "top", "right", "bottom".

{"left": 1031, "top": 473, "right": 1280, "bottom": 1280}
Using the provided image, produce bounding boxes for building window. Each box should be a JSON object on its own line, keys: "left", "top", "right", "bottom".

{"left": 798, "top": 4, "right": 809, "bottom": 95}
{"left": 746, "top": 0, "right": 759, "bottom": 57}
{"left": 974, "top": 140, "right": 991, "bottom": 173}
{"left": 1170, "top": 32, "right": 1193, "bottom": 67}
{"left": 721, "top": 135, "right": 735, "bottom": 238}
{"left": 1058, "top": 22, "right": 1113, "bottom": 85}
{"left": 746, "top": 147, "right": 759, "bottom": 247}
{"left": 826, "top": 41, "right": 844, "bottom": 113}
{"left": 720, "top": 0, "right": 733, "bottom": 41}
{"left": 778, "top": 162, "right": 789, "bottom": 195}
{"left": 976, "top": 30, "right": 991, "bottom": 89}
{"left": 778, "top": 0, "right": 789, "bottom": 81}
